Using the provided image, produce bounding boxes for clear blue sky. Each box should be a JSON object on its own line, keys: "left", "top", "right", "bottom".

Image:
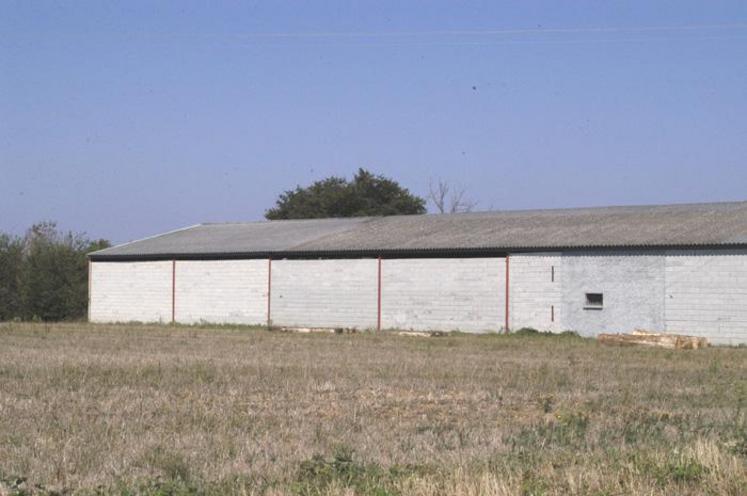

{"left": 2, "top": 1, "right": 746, "bottom": 243}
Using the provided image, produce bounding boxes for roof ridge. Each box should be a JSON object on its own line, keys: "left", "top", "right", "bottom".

{"left": 202, "top": 199, "right": 747, "bottom": 225}
{"left": 201, "top": 216, "right": 374, "bottom": 226}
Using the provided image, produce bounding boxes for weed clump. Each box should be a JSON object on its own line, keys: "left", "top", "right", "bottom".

{"left": 513, "top": 327, "right": 580, "bottom": 338}
{"left": 294, "top": 447, "right": 398, "bottom": 495}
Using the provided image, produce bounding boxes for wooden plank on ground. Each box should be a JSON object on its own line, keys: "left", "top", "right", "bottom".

{"left": 598, "top": 330, "right": 708, "bottom": 349}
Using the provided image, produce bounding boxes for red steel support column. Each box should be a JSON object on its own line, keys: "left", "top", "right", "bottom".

{"left": 377, "top": 256, "right": 382, "bottom": 331}
{"left": 267, "top": 258, "right": 272, "bottom": 328}
{"left": 504, "top": 255, "right": 510, "bottom": 334}
{"left": 171, "top": 260, "right": 176, "bottom": 324}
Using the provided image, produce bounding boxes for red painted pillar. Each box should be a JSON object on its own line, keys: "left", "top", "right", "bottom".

{"left": 267, "top": 258, "right": 272, "bottom": 328}
{"left": 505, "top": 255, "right": 510, "bottom": 334}
{"left": 171, "top": 260, "right": 176, "bottom": 324}
{"left": 377, "top": 256, "right": 382, "bottom": 331}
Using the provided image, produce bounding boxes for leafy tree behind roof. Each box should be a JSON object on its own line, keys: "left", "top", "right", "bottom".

{"left": 265, "top": 168, "right": 426, "bottom": 220}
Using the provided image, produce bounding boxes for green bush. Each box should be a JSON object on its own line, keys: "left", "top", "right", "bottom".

{"left": 514, "top": 327, "right": 541, "bottom": 335}
{"left": 513, "top": 328, "right": 581, "bottom": 338}
{"left": 0, "top": 234, "right": 23, "bottom": 320}
{"left": 0, "top": 222, "right": 109, "bottom": 322}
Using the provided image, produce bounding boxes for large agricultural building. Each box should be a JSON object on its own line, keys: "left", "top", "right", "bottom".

{"left": 89, "top": 201, "right": 747, "bottom": 345}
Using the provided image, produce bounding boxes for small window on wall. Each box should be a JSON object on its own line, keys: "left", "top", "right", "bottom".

{"left": 584, "top": 293, "right": 604, "bottom": 309}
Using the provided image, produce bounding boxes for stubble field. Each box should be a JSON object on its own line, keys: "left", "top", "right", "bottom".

{"left": 0, "top": 322, "right": 745, "bottom": 495}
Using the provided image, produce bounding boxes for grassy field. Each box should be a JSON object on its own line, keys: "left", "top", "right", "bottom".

{"left": 0, "top": 323, "right": 745, "bottom": 495}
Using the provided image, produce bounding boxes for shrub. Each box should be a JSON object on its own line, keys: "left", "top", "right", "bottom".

{"left": 513, "top": 328, "right": 581, "bottom": 338}
{"left": 514, "top": 327, "right": 541, "bottom": 335}
{"left": 0, "top": 222, "right": 109, "bottom": 322}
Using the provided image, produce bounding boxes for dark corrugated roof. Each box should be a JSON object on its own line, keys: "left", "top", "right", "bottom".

{"left": 90, "top": 201, "right": 747, "bottom": 259}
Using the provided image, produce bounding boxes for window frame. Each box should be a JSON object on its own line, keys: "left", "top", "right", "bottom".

{"left": 584, "top": 292, "right": 604, "bottom": 310}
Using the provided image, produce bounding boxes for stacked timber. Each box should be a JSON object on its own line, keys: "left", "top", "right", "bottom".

{"left": 597, "top": 330, "right": 709, "bottom": 349}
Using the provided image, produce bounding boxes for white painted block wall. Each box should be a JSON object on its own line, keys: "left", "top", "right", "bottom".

{"left": 174, "top": 260, "right": 268, "bottom": 325}
{"left": 560, "top": 252, "right": 666, "bottom": 336}
{"left": 665, "top": 249, "right": 747, "bottom": 345}
{"left": 270, "top": 259, "right": 378, "bottom": 329}
{"left": 89, "top": 261, "right": 172, "bottom": 323}
{"left": 381, "top": 258, "right": 504, "bottom": 332}
{"left": 89, "top": 251, "right": 747, "bottom": 344}
{"left": 509, "top": 253, "right": 562, "bottom": 332}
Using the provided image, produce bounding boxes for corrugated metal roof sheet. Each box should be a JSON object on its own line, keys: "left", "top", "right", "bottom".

{"left": 90, "top": 201, "right": 747, "bottom": 259}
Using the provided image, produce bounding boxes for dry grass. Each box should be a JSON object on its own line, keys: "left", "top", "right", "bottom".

{"left": 0, "top": 322, "right": 745, "bottom": 495}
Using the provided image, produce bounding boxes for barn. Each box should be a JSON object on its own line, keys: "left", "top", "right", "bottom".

{"left": 88, "top": 201, "right": 747, "bottom": 345}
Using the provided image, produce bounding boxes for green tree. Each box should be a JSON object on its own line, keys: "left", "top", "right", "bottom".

{"left": 0, "top": 233, "right": 23, "bottom": 320}
{"left": 265, "top": 168, "right": 426, "bottom": 220}
{"left": 11, "top": 222, "right": 110, "bottom": 321}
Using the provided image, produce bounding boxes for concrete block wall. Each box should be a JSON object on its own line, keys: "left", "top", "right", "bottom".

{"left": 381, "top": 258, "right": 504, "bottom": 332}
{"left": 270, "top": 259, "right": 378, "bottom": 329}
{"left": 508, "top": 253, "right": 562, "bottom": 332}
{"left": 560, "top": 251, "right": 666, "bottom": 337}
{"left": 664, "top": 249, "right": 747, "bottom": 345}
{"left": 89, "top": 261, "right": 173, "bottom": 323}
{"left": 89, "top": 250, "right": 747, "bottom": 343}
{"left": 90, "top": 258, "right": 506, "bottom": 331}
{"left": 553, "top": 249, "right": 747, "bottom": 343}
{"left": 174, "top": 260, "right": 268, "bottom": 325}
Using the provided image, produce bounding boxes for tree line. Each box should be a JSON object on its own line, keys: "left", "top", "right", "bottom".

{"left": 0, "top": 222, "right": 109, "bottom": 321}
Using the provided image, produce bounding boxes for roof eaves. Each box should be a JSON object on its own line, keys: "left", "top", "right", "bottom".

{"left": 88, "top": 241, "right": 747, "bottom": 261}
